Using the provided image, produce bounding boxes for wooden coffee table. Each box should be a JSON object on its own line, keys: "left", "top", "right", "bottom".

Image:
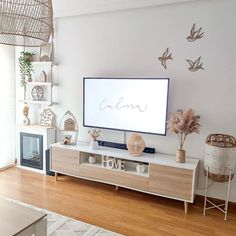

{"left": 0, "top": 199, "right": 47, "bottom": 236}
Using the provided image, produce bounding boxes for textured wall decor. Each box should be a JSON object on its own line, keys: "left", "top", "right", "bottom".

{"left": 186, "top": 56, "right": 204, "bottom": 72}
{"left": 187, "top": 23, "right": 204, "bottom": 42}
{"left": 31, "top": 86, "right": 44, "bottom": 101}
{"left": 158, "top": 48, "right": 173, "bottom": 69}
{"left": 40, "top": 108, "right": 55, "bottom": 126}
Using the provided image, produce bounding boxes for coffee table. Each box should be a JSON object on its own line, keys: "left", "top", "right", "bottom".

{"left": 0, "top": 199, "right": 47, "bottom": 236}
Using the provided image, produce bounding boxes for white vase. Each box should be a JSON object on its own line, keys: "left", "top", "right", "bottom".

{"left": 88, "top": 155, "right": 96, "bottom": 164}
{"left": 136, "top": 163, "right": 145, "bottom": 174}
{"left": 90, "top": 140, "right": 98, "bottom": 150}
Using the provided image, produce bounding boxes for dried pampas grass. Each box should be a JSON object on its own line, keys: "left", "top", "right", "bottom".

{"left": 88, "top": 128, "right": 101, "bottom": 141}
{"left": 168, "top": 109, "right": 200, "bottom": 150}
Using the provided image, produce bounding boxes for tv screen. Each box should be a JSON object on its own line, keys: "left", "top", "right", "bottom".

{"left": 83, "top": 77, "right": 169, "bottom": 135}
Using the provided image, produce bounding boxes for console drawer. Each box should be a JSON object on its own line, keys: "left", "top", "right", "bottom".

{"left": 51, "top": 147, "right": 79, "bottom": 176}
{"left": 79, "top": 164, "right": 148, "bottom": 191}
{"left": 149, "top": 164, "right": 193, "bottom": 201}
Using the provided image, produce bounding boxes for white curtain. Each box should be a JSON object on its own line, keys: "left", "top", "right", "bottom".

{"left": 0, "top": 45, "right": 15, "bottom": 169}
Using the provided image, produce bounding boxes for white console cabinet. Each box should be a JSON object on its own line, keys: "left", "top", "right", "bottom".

{"left": 50, "top": 142, "right": 199, "bottom": 213}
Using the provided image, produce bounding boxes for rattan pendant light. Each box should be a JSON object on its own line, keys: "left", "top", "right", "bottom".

{"left": 0, "top": 0, "right": 53, "bottom": 47}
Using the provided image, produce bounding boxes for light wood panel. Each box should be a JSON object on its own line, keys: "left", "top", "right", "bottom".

{"left": 78, "top": 164, "right": 149, "bottom": 191}
{"left": 0, "top": 168, "right": 236, "bottom": 236}
{"left": 149, "top": 164, "right": 193, "bottom": 201}
{"left": 51, "top": 147, "right": 79, "bottom": 176}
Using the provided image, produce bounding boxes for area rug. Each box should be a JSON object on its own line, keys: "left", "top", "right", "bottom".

{"left": 3, "top": 197, "right": 122, "bottom": 236}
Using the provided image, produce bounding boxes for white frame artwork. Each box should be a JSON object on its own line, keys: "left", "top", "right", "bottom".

{"left": 40, "top": 43, "right": 52, "bottom": 61}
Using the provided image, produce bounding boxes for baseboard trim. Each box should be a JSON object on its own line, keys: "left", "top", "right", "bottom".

{"left": 0, "top": 164, "right": 16, "bottom": 171}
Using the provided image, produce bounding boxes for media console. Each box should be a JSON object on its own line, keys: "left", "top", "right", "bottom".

{"left": 50, "top": 142, "right": 199, "bottom": 213}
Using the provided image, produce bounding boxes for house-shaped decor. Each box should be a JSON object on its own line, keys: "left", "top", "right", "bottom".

{"left": 64, "top": 118, "right": 75, "bottom": 131}
{"left": 40, "top": 108, "right": 55, "bottom": 127}
{"left": 58, "top": 110, "right": 78, "bottom": 145}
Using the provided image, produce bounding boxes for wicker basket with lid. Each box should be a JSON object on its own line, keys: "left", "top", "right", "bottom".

{"left": 204, "top": 134, "right": 236, "bottom": 182}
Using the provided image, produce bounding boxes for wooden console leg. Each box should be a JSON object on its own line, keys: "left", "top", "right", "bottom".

{"left": 184, "top": 202, "right": 188, "bottom": 214}
{"left": 115, "top": 186, "right": 119, "bottom": 191}
{"left": 55, "top": 172, "right": 58, "bottom": 182}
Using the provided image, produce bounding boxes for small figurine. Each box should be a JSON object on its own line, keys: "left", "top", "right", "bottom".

{"left": 62, "top": 135, "right": 72, "bottom": 145}
{"left": 23, "top": 104, "right": 30, "bottom": 125}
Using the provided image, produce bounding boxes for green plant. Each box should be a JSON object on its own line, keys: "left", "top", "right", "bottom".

{"left": 19, "top": 51, "right": 35, "bottom": 90}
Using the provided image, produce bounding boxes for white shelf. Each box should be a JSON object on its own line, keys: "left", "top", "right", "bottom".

{"left": 81, "top": 162, "right": 149, "bottom": 177}
{"left": 31, "top": 61, "right": 54, "bottom": 66}
{"left": 16, "top": 124, "right": 56, "bottom": 131}
{"left": 19, "top": 100, "right": 53, "bottom": 106}
{"left": 26, "top": 82, "right": 53, "bottom": 86}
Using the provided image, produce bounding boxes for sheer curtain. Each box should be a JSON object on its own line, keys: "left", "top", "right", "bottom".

{"left": 0, "top": 45, "right": 15, "bottom": 169}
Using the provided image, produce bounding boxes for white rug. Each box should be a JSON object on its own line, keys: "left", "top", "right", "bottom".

{"left": 3, "top": 197, "right": 122, "bottom": 236}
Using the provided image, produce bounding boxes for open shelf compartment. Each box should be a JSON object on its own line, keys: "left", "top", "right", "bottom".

{"left": 79, "top": 151, "right": 149, "bottom": 177}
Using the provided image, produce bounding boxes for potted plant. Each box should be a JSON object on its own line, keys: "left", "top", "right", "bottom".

{"left": 88, "top": 128, "right": 101, "bottom": 150}
{"left": 19, "top": 51, "right": 35, "bottom": 98}
{"left": 167, "top": 109, "right": 201, "bottom": 163}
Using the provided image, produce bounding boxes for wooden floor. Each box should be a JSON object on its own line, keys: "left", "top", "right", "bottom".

{"left": 0, "top": 167, "right": 236, "bottom": 236}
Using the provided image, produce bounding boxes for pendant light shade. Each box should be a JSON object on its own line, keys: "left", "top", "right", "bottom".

{"left": 0, "top": 0, "right": 53, "bottom": 47}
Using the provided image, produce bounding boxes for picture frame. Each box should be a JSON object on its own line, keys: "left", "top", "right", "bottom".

{"left": 40, "top": 43, "right": 52, "bottom": 61}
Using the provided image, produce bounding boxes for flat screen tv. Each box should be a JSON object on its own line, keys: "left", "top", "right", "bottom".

{"left": 83, "top": 77, "right": 169, "bottom": 135}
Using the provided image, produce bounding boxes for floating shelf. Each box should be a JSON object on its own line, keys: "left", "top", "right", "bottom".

{"left": 19, "top": 100, "right": 53, "bottom": 106}
{"left": 26, "top": 82, "right": 53, "bottom": 86}
{"left": 31, "top": 61, "right": 54, "bottom": 66}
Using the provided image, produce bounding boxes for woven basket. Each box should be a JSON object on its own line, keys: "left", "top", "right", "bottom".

{"left": 204, "top": 134, "right": 236, "bottom": 182}
{"left": 0, "top": 0, "right": 53, "bottom": 47}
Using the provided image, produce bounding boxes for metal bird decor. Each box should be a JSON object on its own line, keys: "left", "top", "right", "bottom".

{"left": 158, "top": 48, "right": 173, "bottom": 69}
{"left": 187, "top": 23, "right": 204, "bottom": 42}
{"left": 186, "top": 56, "right": 204, "bottom": 72}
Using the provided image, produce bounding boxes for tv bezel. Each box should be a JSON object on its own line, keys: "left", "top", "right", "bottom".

{"left": 83, "top": 77, "right": 170, "bottom": 136}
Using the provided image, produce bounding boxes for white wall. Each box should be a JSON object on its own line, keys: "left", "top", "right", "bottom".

{"left": 53, "top": 0, "right": 198, "bottom": 18}
{"left": 0, "top": 45, "right": 15, "bottom": 168}
{"left": 15, "top": 0, "right": 236, "bottom": 202}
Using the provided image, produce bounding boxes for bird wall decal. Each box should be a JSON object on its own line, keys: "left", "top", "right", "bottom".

{"left": 158, "top": 48, "right": 173, "bottom": 69}
{"left": 187, "top": 23, "right": 204, "bottom": 42}
{"left": 186, "top": 56, "right": 204, "bottom": 72}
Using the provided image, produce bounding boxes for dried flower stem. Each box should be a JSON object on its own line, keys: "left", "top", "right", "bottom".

{"left": 88, "top": 128, "right": 101, "bottom": 141}
{"left": 168, "top": 109, "right": 200, "bottom": 150}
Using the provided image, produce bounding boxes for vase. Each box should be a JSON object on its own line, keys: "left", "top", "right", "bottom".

{"left": 127, "top": 133, "right": 145, "bottom": 157}
{"left": 136, "top": 163, "right": 145, "bottom": 174}
{"left": 23, "top": 116, "right": 30, "bottom": 125}
{"left": 90, "top": 140, "right": 98, "bottom": 150}
{"left": 176, "top": 149, "right": 186, "bottom": 163}
{"left": 88, "top": 155, "right": 96, "bottom": 164}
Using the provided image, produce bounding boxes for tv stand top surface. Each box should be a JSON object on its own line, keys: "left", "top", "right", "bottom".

{"left": 51, "top": 142, "right": 199, "bottom": 170}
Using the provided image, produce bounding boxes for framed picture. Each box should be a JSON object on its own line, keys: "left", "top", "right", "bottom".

{"left": 40, "top": 43, "right": 52, "bottom": 61}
